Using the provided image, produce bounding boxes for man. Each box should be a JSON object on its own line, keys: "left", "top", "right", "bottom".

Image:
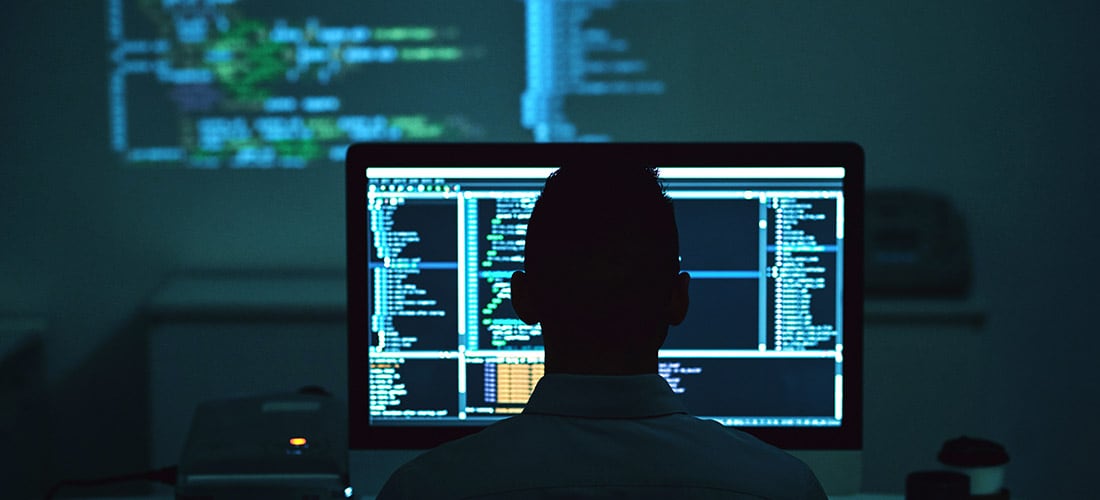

{"left": 377, "top": 166, "right": 827, "bottom": 499}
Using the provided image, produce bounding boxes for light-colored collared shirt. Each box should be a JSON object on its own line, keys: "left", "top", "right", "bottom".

{"left": 377, "top": 373, "right": 827, "bottom": 499}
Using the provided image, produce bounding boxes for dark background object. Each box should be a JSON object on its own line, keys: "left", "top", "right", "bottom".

{"left": 0, "top": 325, "right": 47, "bottom": 500}
{"left": 865, "top": 189, "right": 973, "bottom": 298}
{"left": 906, "top": 470, "right": 970, "bottom": 500}
{"left": 939, "top": 436, "right": 1011, "bottom": 468}
{"left": 939, "top": 436, "right": 1011, "bottom": 499}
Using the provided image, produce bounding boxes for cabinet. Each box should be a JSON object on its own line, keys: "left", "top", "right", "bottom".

{"left": 144, "top": 273, "right": 347, "bottom": 468}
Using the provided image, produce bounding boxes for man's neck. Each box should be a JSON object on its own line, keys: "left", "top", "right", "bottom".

{"left": 543, "top": 348, "right": 659, "bottom": 376}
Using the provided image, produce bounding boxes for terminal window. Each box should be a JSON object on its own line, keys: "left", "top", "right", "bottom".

{"left": 365, "top": 167, "right": 847, "bottom": 427}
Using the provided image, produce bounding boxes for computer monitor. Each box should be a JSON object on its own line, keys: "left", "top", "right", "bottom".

{"left": 346, "top": 143, "right": 863, "bottom": 454}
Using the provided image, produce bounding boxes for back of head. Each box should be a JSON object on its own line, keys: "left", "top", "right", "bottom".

{"left": 523, "top": 164, "right": 680, "bottom": 348}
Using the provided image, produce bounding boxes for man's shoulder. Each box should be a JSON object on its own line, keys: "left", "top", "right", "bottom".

{"left": 386, "top": 415, "right": 547, "bottom": 476}
{"left": 377, "top": 417, "right": 542, "bottom": 498}
{"left": 660, "top": 415, "right": 819, "bottom": 478}
{"left": 378, "top": 413, "right": 824, "bottom": 499}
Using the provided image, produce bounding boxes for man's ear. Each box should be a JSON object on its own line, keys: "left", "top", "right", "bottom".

{"left": 510, "top": 270, "right": 540, "bottom": 325}
{"left": 668, "top": 272, "right": 690, "bottom": 326}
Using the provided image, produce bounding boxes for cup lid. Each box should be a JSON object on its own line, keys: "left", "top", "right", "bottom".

{"left": 938, "top": 436, "right": 1010, "bottom": 467}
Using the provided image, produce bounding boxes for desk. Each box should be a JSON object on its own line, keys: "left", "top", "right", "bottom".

{"left": 71, "top": 495, "right": 906, "bottom": 500}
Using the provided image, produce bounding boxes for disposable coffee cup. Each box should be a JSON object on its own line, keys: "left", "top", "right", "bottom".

{"left": 938, "top": 436, "right": 1010, "bottom": 496}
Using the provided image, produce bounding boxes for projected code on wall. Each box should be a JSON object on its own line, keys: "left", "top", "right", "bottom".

{"left": 107, "top": 0, "right": 674, "bottom": 168}
{"left": 522, "top": 0, "right": 667, "bottom": 141}
{"left": 107, "top": 0, "right": 506, "bottom": 168}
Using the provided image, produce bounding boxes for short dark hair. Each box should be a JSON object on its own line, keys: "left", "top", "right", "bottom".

{"left": 523, "top": 165, "right": 680, "bottom": 328}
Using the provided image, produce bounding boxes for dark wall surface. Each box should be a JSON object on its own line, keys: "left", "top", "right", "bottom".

{"left": 2, "top": 1, "right": 1098, "bottom": 498}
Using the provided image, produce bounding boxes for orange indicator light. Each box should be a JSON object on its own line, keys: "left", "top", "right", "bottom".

{"left": 289, "top": 437, "right": 308, "bottom": 447}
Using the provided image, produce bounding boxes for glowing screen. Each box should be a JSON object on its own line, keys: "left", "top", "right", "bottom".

{"left": 364, "top": 166, "right": 848, "bottom": 427}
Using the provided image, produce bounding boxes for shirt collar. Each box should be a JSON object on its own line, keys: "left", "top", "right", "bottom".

{"left": 523, "top": 373, "right": 689, "bottom": 419}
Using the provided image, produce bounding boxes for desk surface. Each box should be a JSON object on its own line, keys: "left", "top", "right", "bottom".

{"left": 74, "top": 495, "right": 906, "bottom": 500}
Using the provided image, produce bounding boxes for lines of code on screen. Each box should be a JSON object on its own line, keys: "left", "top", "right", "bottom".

{"left": 366, "top": 169, "right": 847, "bottom": 427}
{"left": 476, "top": 198, "right": 542, "bottom": 351}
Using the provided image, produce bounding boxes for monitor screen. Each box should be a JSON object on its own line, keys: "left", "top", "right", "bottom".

{"left": 347, "top": 143, "right": 863, "bottom": 450}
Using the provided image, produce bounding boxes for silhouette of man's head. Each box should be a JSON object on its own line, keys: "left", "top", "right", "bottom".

{"left": 511, "top": 165, "right": 690, "bottom": 375}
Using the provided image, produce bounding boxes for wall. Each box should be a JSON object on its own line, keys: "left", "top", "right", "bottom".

{"left": 1, "top": 1, "right": 1097, "bottom": 498}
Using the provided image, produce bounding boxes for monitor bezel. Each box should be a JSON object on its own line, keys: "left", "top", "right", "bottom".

{"left": 347, "top": 142, "right": 863, "bottom": 450}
